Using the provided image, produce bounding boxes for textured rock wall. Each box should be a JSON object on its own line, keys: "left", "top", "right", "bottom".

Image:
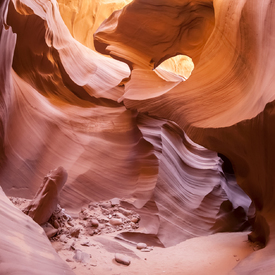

{"left": 2, "top": 0, "right": 274, "bottom": 273}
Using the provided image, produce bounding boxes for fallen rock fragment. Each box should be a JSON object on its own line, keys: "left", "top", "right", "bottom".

{"left": 110, "top": 218, "right": 123, "bottom": 226}
{"left": 115, "top": 254, "right": 131, "bottom": 266}
{"left": 23, "top": 167, "right": 68, "bottom": 225}
{"left": 100, "top": 201, "right": 112, "bottom": 209}
{"left": 141, "top": 248, "right": 152, "bottom": 252}
{"left": 90, "top": 218, "right": 99, "bottom": 227}
{"left": 70, "top": 227, "right": 81, "bottom": 238}
{"left": 118, "top": 207, "right": 132, "bottom": 216}
{"left": 136, "top": 243, "right": 147, "bottom": 250}
{"left": 110, "top": 198, "right": 120, "bottom": 206}
{"left": 73, "top": 250, "right": 91, "bottom": 264}
{"left": 59, "top": 234, "right": 68, "bottom": 243}
{"left": 41, "top": 223, "right": 58, "bottom": 239}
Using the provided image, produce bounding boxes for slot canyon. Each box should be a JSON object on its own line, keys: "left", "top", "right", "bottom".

{"left": 1, "top": 0, "right": 275, "bottom": 274}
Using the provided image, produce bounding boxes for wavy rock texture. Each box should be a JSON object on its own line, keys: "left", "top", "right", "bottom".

{"left": 0, "top": 186, "right": 74, "bottom": 275}
{"left": 94, "top": 0, "right": 275, "bottom": 272}
{"left": 0, "top": 0, "right": 272, "bottom": 273}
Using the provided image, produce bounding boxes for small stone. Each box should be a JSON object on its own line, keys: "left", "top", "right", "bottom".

{"left": 73, "top": 250, "right": 91, "bottom": 264}
{"left": 59, "top": 234, "right": 68, "bottom": 243}
{"left": 141, "top": 248, "right": 152, "bottom": 252}
{"left": 100, "top": 201, "right": 112, "bottom": 209}
{"left": 118, "top": 207, "right": 132, "bottom": 216}
{"left": 90, "top": 260, "right": 97, "bottom": 267}
{"left": 41, "top": 223, "right": 58, "bottom": 238}
{"left": 136, "top": 243, "right": 147, "bottom": 250}
{"left": 110, "top": 198, "right": 120, "bottom": 206}
{"left": 131, "top": 216, "right": 140, "bottom": 223}
{"left": 67, "top": 220, "right": 74, "bottom": 227}
{"left": 130, "top": 222, "right": 139, "bottom": 229}
{"left": 115, "top": 254, "right": 131, "bottom": 266}
{"left": 64, "top": 239, "right": 75, "bottom": 250}
{"left": 109, "top": 218, "right": 123, "bottom": 226}
{"left": 53, "top": 220, "right": 60, "bottom": 229}
{"left": 115, "top": 212, "right": 127, "bottom": 220}
{"left": 87, "top": 228, "right": 95, "bottom": 236}
{"left": 90, "top": 219, "right": 99, "bottom": 227}
{"left": 81, "top": 241, "right": 90, "bottom": 247}
{"left": 70, "top": 227, "right": 81, "bottom": 238}
{"left": 66, "top": 258, "right": 74, "bottom": 262}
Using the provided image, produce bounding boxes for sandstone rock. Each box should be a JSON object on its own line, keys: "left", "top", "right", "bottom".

{"left": 73, "top": 250, "right": 91, "bottom": 264}
{"left": 109, "top": 218, "right": 123, "bottom": 226}
{"left": 67, "top": 220, "right": 74, "bottom": 227}
{"left": 100, "top": 201, "right": 112, "bottom": 209}
{"left": 136, "top": 243, "right": 147, "bottom": 250}
{"left": 70, "top": 227, "right": 80, "bottom": 238}
{"left": 131, "top": 216, "right": 140, "bottom": 223}
{"left": 66, "top": 258, "right": 74, "bottom": 262}
{"left": 115, "top": 254, "right": 131, "bottom": 266}
{"left": 23, "top": 167, "right": 68, "bottom": 225}
{"left": 118, "top": 207, "right": 132, "bottom": 216}
{"left": 110, "top": 198, "right": 120, "bottom": 206}
{"left": 59, "top": 234, "right": 68, "bottom": 243}
{"left": 141, "top": 248, "right": 152, "bottom": 252}
{"left": 53, "top": 220, "right": 60, "bottom": 229}
{"left": 41, "top": 223, "right": 58, "bottom": 239}
{"left": 90, "top": 218, "right": 99, "bottom": 227}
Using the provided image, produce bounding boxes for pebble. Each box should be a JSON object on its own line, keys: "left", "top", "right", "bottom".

{"left": 115, "top": 212, "right": 127, "bottom": 220}
{"left": 90, "top": 219, "right": 99, "bottom": 227}
{"left": 141, "top": 248, "right": 152, "bottom": 252}
{"left": 136, "top": 243, "right": 147, "bottom": 250}
{"left": 131, "top": 216, "right": 140, "bottom": 223}
{"left": 87, "top": 228, "right": 95, "bottom": 236}
{"left": 41, "top": 223, "right": 58, "bottom": 238}
{"left": 109, "top": 218, "right": 123, "bottom": 226}
{"left": 53, "top": 220, "right": 60, "bottom": 229}
{"left": 100, "top": 201, "right": 112, "bottom": 209}
{"left": 67, "top": 220, "right": 74, "bottom": 227}
{"left": 59, "top": 234, "right": 68, "bottom": 243}
{"left": 110, "top": 198, "right": 120, "bottom": 206}
{"left": 73, "top": 250, "right": 91, "bottom": 264}
{"left": 64, "top": 239, "right": 75, "bottom": 250}
{"left": 81, "top": 241, "right": 90, "bottom": 247}
{"left": 115, "top": 254, "right": 131, "bottom": 266}
{"left": 70, "top": 227, "right": 81, "bottom": 238}
{"left": 66, "top": 258, "right": 74, "bottom": 262}
{"left": 118, "top": 207, "right": 132, "bottom": 216}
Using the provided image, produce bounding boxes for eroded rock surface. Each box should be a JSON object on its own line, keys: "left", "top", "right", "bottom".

{"left": 1, "top": 0, "right": 275, "bottom": 273}
{"left": 23, "top": 167, "right": 68, "bottom": 225}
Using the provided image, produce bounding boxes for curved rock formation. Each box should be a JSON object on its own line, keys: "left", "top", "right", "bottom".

{"left": 1, "top": 0, "right": 274, "bottom": 273}
{"left": 0, "top": 186, "right": 74, "bottom": 274}
{"left": 94, "top": 0, "right": 275, "bottom": 272}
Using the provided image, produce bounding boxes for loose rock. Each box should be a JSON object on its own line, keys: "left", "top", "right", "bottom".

{"left": 70, "top": 227, "right": 81, "bottom": 238}
{"left": 110, "top": 198, "right": 120, "bottom": 206}
{"left": 115, "top": 254, "right": 131, "bottom": 266}
{"left": 109, "top": 218, "right": 123, "bottom": 226}
{"left": 90, "top": 218, "right": 99, "bottom": 227}
{"left": 73, "top": 250, "right": 91, "bottom": 264}
{"left": 118, "top": 207, "right": 132, "bottom": 216}
{"left": 42, "top": 223, "right": 58, "bottom": 239}
{"left": 136, "top": 243, "right": 147, "bottom": 250}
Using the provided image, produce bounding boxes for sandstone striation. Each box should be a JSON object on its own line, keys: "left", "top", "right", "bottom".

{"left": 1, "top": 0, "right": 275, "bottom": 273}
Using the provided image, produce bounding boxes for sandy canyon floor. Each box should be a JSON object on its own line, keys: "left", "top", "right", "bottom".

{"left": 8, "top": 196, "right": 261, "bottom": 275}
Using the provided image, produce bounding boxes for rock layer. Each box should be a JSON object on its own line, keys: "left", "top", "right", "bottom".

{"left": 1, "top": 0, "right": 274, "bottom": 273}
